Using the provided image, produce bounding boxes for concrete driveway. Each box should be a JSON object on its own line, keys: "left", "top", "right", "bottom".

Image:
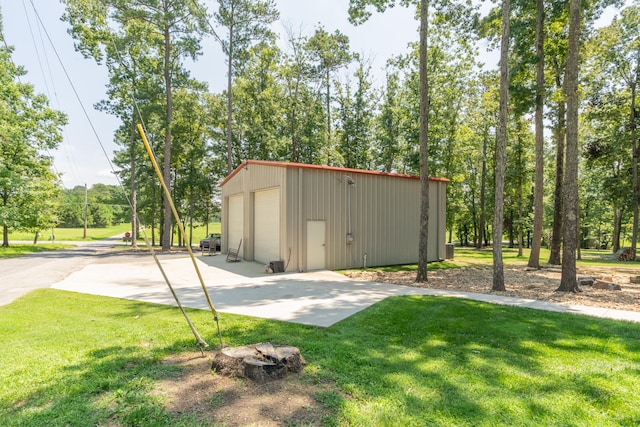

{"left": 8, "top": 240, "right": 639, "bottom": 326}
{"left": 51, "top": 253, "right": 435, "bottom": 327}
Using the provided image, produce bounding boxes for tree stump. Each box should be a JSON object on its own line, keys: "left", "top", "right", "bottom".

{"left": 211, "top": 343, "right": 306, "bottom": 383}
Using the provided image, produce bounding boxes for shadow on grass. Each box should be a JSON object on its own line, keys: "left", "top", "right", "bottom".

{"left": 308, "top": 296, "right": 640, "bottom": 425}
{"left": 1, "top": 290, "right": 639, "bottom": 426}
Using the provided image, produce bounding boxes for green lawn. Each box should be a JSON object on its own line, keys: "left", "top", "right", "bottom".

{"left": 8, "top": 224, "right": 132, "bottom": 242}
{"left": 7, "top": 222, "right": 221, "bottom": 245}
{"left": 448, "top": 246, "right": 637, "bottom": 269}
{"left": 368, "top": 246, "right": 640, "bottom": 274}
{"left": 0, "top": 244, "right": 75, "bottom": 259}
{"left": 1, "top": 290, "right": 638, "bottom": 426}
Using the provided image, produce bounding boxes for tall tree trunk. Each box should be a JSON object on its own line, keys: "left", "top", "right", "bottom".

{"left": 478, "top": 125, "right": 488, "bottom": 249}
{"left": 129, "top": 116, "right": 138, "bottom": 249}
{"left": 630, "top": 80, "right": 638, "bottom": 259}
{"left": 492, "top": 0, "right": 510, "bottom": 292}
{"left": 2, "top": 192, "right": 7, "bottom": 247}
{"left": 471, "top": 190, "right": 478, "bottom": 247}
{"left": 558, "top": 0, "right": 581, "bottom": 292}
{"left": 528, "top": 0, "right": 545, "bottom": 268}
{"left": 508, "top": 211, "right": 515, "bottom": 248}
{"left": 151, "top": 184, "right": 157, "bottom": 247}
{"left": 416, "top": 0, "right": 430, "bottom": 283}
{"left": 517, "top": 149, "right": 524, "bottom": 257}
{"left": 162, "top": 16, "right": 173, "bottom": 251}
{"left": 549, "top": 92, "right": 566, "bottom": 265}
{"left": 290, "top": 79, "right": 299, "bottom": 162}
{"left": 612, "top": 207, "right": 622, "bottom": 253}
{"left": 326, "top": 69, "right": 331, "bottom": 155}
{"left": 226, "top": 23, "right": 235, "bottom": 175}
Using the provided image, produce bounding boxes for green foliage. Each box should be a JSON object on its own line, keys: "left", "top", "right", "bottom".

{"left": 214, "top": 0, "right": 280, "bottom": 68}
{"left": 1, "top": 289, "right": 639, "bottom": 426}
{"left": 32, "top": 0, "right": 640, "bottom": 256}
{"left": 57, "top": 184, "right": 128, "bottom": 228}
{"left": 0, "top": 38, "right": 67, "bottom": 247}
{"left": 335, "top": 59, "right": 376, "bottom": 169}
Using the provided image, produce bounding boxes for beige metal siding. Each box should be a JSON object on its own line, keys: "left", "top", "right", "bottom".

{"left": 293, "top": 168, "right": 428, "bottom": 270}
{"left": 222, "top": 161, "right": 447, "bottom": 271}
{"left": 221, "top": 163, "right": 287, "bottom": 264}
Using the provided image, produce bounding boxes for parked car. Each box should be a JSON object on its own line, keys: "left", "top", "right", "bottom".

{"left": 199, "top": 233, "right": 221, "bottom": 252}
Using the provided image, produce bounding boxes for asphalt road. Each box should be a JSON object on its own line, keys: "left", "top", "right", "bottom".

{"left": 0, "top": 239, "right": 141, "bottom": 306}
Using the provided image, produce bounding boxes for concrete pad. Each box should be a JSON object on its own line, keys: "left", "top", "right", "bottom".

{"left": 52, "top": 255, "right": 434, "bottom": 327}
{"left": 51, "top": 253, "right": 640, "bottom": 326}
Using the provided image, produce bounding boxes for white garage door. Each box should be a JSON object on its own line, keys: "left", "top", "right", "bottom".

{"left": 254, "top": 188, "right": 280, "bottom": 263}
{"left": 227, "top": 194, "right": 243, "bottom": 253}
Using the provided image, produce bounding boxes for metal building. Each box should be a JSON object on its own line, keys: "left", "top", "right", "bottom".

{"left": 220, "top": 160, "right": 448, "bottom": 272}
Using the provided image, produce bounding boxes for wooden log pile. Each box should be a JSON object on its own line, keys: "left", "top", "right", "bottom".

{"left": 615, "top": 247, "right": 636, "bottom": 261}
{"left": 578, "top": 276, "right": 622, "bottom": 291}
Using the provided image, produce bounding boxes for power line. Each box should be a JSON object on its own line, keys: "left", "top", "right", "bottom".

{"left": 21, "top": 0, "right": 82, "bottom": 186}
{"left": 0, "top": 6, "right": 64, "bottom": 181}
{"left": 26, "top": 0, "right": 126, "bottom": 196}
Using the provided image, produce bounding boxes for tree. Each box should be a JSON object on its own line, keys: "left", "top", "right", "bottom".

{"left": 63, "top": 0, "right": 207, "bottom": 251}
{"left": 528, "top": 0, "right": 545, "bottom": 268}
{"left": 557, "top": 0, "right": 581, "bottom": 292}
{"left": 232, "top": 42, "right": 287, "bottom": 161}
{"left": 278, "top": 26, "right": 327, "bottom": 165}
{"left": 374, "top": 68, "right": 404, "bottom": 172}
{"left": 589, "top": 5, "right": 640, "bottom": 259}
{"left": 213, "top": 0, "right": 279, "bottom": 175}
{"left": 335, "top": 59, "right": 376, "bottom": 169}
{"left": 492, "top": 0, "right": 510, "bottom": 291}
{"left": 306, "top": 25, "right": 353, "bottom": 165}
{"left": 348, "top": 0, "right": 430, "bottom": 281}
{"left": 348, "top": 0, "right": 475, "bottom": 282}
{"left": 0, "top": 32, "right": 67, "bottom": 246}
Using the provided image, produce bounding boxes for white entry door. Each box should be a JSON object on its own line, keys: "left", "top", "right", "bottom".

{"left": 306, "top": 220, "right": 325, "bottom": 270}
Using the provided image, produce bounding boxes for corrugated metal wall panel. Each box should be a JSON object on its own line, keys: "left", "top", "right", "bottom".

{"left": 221, "top": 163, "right": 286, "bottom": 264}
{"left": 294, "top": 168, "right": 427, "bottom": 270}
{"left": 222, "top": 161, "right": 446, "bottom": 271}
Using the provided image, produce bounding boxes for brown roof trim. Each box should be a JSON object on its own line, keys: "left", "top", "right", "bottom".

{"left": 220, "top": 159, "right": 450, "bottom": 186}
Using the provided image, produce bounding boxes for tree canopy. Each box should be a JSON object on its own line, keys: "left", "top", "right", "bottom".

{"left": 0, "top": 26, "right": 67, "bottom": 246}
{"left": 3, "top": 1, "right": 640, "bottom": 288}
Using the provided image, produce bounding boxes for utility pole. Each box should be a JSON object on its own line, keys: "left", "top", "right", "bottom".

{"left": 83, "top": 183, "right": 88, "bottom": 239}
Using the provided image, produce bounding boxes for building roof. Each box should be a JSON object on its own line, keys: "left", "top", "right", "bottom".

{"left": 221, "top": 160, "right": 450, "bottom": 187}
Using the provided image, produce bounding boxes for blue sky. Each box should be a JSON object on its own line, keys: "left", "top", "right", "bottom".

{"left": 1, "top": 0, "right": 423, "bottom": 189}
{"left": 1, "top": 1, "right": 625, "bottom": 189}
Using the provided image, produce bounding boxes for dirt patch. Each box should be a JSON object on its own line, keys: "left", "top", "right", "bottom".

{"left": 154, "top": 352, "right": 338, "bottom": 426}
{"left": 346, "top": 266, "right": 640, "bottom": 312}
{"left": 153, "top": 265, "right": 639, "bottom": 425}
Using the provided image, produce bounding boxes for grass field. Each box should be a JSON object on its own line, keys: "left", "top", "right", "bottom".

{"left": 1, "top": 289, "right": 638, "bottom": 426}
{"left": 8, "top": 224, "right": 132, "bottom": 242}
{"left": 374, "top": 246, "right": 640, "bottom": 274}
{"left": 0, "top": 244, "right": 75, "bottom": 259}
{"left": 7, "top": 223, "right": 221, "bottom": 245}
